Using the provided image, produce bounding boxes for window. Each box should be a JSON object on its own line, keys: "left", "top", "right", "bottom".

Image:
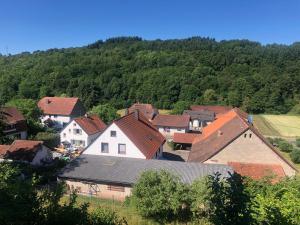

{"left": 71, "top": 140, "right": 85, "bottom": 146}
{"left": 73, "top": 129, "right": 82, "bottom": 135}
{"left": 110, "top": 130, "right": 116, "bottom": 137}
{"left": 118, "top": 144, "right": 126, "bottom": 154}
{"left": 63, "top": 133, "right": 66, "bottom": 138}
{"left": 53, "top": 115, "right": 57, "bottom": 118}
{"left": 73, "top": 123, "right": 76, "bottom": 126}
{"left": 101, "top": 143, "right": 109, "bottom": 153}
{"left": 107, "top": 185, "right": 125, "bottom": 192}
{"left": 249, "top": 133, "right": 252, "bottom": 138}
{"left": 244, "top": 133, "right": 247, "bottom": 138}
{"left": 69, "top": 129, "right": 71, "bottom": 133}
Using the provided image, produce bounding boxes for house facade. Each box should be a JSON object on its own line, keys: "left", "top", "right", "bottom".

{"left": 152, "top": 114, "right": 190, "bottom": 138}
{"left": 188, "top": 108, "right": 298, "bottom": 177}
{"left": 1, "top": 107, "right": 27, "bottom": 140}
{"left": 60, "top": 115, "right": 106, "bottom": 149}
{"left": 128, "top": 103, "right": 158, "bottom": 121}
{"left": 0, "top": 140, "right": 52, "bottom": 166}
{"left": 83, "top": 111, "right": 165, "bottom": 159}
{"left": 58, "top": 155, "right": 233, "bottom": 201}
{"left": 183, "top": 110, "right": 215, "bottom": 131}
{"left": 38, "top": 97, "right": 86, "bottom": 130}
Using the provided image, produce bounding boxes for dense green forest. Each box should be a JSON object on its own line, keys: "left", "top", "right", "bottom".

{"left": 1, "top": 36, "right": 300, "bottom": 114}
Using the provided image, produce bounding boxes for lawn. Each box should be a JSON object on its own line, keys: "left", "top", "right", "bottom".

{"left": 254, "top": 115, "right": 300, "bottom": 137}
{"left": 62, "top": 195, "right": 208, "bottom": 225}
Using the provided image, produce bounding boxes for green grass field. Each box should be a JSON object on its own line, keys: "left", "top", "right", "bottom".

{"left": 117, "top": 109, "right": 172, "bottom": 117}
{"left": 254, "top": 115, "right": 300, "bottom": 137}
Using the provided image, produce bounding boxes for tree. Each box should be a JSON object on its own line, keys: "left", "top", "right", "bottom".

{"left": 171, "top": 101, "right": 191, "bottom": 115}
{"left": 131, "top": 170, "right": 190, "bottom": 222}
{"left": 290, "top": 149, "right": 300, "bottom": 163}
{"left": 89, "top": 104, "right": 119, "bottom": 124}
{"left": 34, "top": 132, "right": 60, "bottom": 148}
{"left": 202, "top": 89, "right": 218, "bottom": 105}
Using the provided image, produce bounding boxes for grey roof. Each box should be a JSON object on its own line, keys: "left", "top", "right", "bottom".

{"left": 183, "top": 110, "right": 215, "bottom": 121}
{"left": 58, "top": 155, "right": 233, "bottom": 186}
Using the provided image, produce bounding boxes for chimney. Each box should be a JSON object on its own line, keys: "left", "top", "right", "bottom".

{"left": 218, "top": 130, "right": 223, "bottom": 136}
{"left": 46, "top": 99, "right": 51, "bottom": 104}
{"left": 134, "top": 109, "right": 139, "bottom": 120}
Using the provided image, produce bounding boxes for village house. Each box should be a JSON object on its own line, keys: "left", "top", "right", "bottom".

{"left": 58, "top": 154, "right": 233, "bottom": 201}
{"left": 60, "top": 115, "right": 106, "bottom": 149}
{"left": 38, "top": 97, "right": 86, "bottom": 130}
{"left": 128, "top": 103, "right": 158, "bottom": 121}
{"left": 152, "top": 114, "right": 190, "bottom": 138}
{"left": 0, "top": 140, "right": 52, "bottom": 166}
{"left": 188, "top": 108, "right": 298, "bottom": 177}
{"left": 190, "top": 105, "right": 232, "bottom": 117}
{"left": 1, "top": 107, "right": 27, "bottom": 140}
{"left": 183, "top": 110, "right": 215, "bottom": 131}
{"left": 83, "top": 111, "right": 165, "bottom": 159}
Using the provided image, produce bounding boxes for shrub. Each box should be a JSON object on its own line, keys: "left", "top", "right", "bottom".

{"left": 290, "top": 149, "right": 300, "bottom": 163}
{"left": 278, "top": 141, "right": 294, "bottom": 152}
{"left": 34, "top": 132, "right": 60, "bottom": 148}
{"left": 131, "top": 170, "right": 190, "bottom": 222}
{"left": 296, "top": 138, "right": 300, "bottom": 147}
{"left": 89, "top": 208, "right": 125, "bottom": 225}
{"left": 171, "top": 101, "right": 191, "bottom": 115}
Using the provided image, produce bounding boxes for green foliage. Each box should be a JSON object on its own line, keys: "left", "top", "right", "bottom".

{"left": 34, "top": 132, "right": 60, "bottom": 148}
{"left": 278, "top": 141, "right": 294, "bottom": 153}
{"left": 190, "top": 178, "right": 209, "bottom": 218}
{"left": 205, "top": 173, "right": 253, "bottom": 225}
{"left": 131, "top": 170, "right": 190, "bottom": 222}
{"left": 1, "top": 37, "right": 300, "bottom": 113}
{"left": 89, "top": 104, "right": 119, "bottom": 124}
{"left": 288, "top": 103, "right": 300, "bottom": 114}
{"left": 295, "top": 138, "right": 300, "bottom": 147}
{"left": 290, "top": 149, "right": 300, "bottom": 163}
{"left": 171, "top": 101, "right": 191, "bottom": 115}
{"left": 89, "top": 208, "right": 126, "bottom": 225}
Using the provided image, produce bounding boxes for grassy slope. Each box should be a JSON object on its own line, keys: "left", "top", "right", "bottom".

{"left": 253, "top": 115, "right": 281, "bottom": 136}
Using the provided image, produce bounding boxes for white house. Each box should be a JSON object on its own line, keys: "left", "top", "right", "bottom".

{"left": 38, "top": 97, "right": 86, "bottom": 130}
{"left": 0, "top": 140, "right": 52, "bottom": 166}
{"left": 60, "top": 115, "right": 106, "bottom": 149}
{"left": 152, "top": 114, "right": 190, "bottom": 138}
{"left": 83, "top": 111, "right": 165, "bottom": 159}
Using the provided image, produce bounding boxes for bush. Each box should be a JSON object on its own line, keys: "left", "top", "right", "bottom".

{"left": 131, "top": 170, "right": 190, "bottom": 222}
{"left": 278, "top": 141, "right": 294, "bottom": 153}
{"left": 296, "top": 138, "right": 300, "bottom": 147}
{"left": 171, "top": 101, "right": 191, "bottom": 115}
{"left": 89, "top": 208, "right": 125, "bottom": 225}
{"left": 34, "top": 132, "right": 60, "bottom": 148}
{"left": 290, "top": 149, "right": 300, "bottom": 163}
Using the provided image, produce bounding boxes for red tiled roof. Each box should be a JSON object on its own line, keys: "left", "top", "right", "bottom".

{"left": 128, "top": 103, "right": 158, "bottom": 120}
{"left": 173, "top": 133, "right": 199, "bottom": 144}
{"left": 114, "top": 111, "right": 165, "bottom": 159}
{"left": 152, "top": 114, "right": 190, "bottom": 128}
{"left": 188, "top": 108, "right": 298, "bottom": 173}
{"left": 190, "top": 105, "right": 232, "bottom": 114}
{"left": 38, "top": 97, "right": 83, "bottom": 116}
{"left": 0, "top": 140, "right": 44, "bottom": 162}
{"left": 1, "top": 107, "right": 25, "bottom": 124}
{"left": 74, "top": 115, "right": 106, "bottom": 135}
{"left": 228, "top": 162, "right": 286, "bottom": 181}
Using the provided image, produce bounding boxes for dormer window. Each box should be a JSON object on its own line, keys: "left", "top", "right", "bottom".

{"left": 111, "top": 131, "right": 116, "bottom": 137}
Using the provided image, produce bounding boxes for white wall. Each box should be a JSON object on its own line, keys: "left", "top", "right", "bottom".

{"left": 60, "top": 120, "right": 89, "bottom": 148}
{"left": 158, "top": 126, "right": 188, "bottom": 136}
{"left": 41, "top": 115, "right": 72, "bottom": 129}
{"left": 31, "top": 145, "right": 52, "bottom": 166}
{"left": 83, "top": 123, "right": 147, "bottom": 159}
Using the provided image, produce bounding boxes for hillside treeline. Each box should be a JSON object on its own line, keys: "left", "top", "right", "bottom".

{"left": 1, "top": 36, "right": 300, "bottom": 113}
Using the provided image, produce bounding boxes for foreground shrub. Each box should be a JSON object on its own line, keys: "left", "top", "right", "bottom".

{"left": 290, "top": 149, "right": 300, "bottom": 163}
{"left": 89, "top": 208, "right": 126, "bottom": 225}
{"left": 131, "top": 170, "right": 190, "bottom": 222}
{"left": 278, "top": 141, "right": 294, "bottom": 152}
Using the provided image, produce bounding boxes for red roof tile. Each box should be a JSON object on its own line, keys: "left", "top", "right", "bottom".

{"left": 228, "top": 162, "right": 286, "bottom": 181}
{"left": 173, "top": 133, "right": 199, "bottom": 144}
{"left": 190, "top": 105, "right": 232, "bottom": 114}
{"left": 152, "top": 114, "right": 190, "bottom": 128}
{"left": 115, "top": 111, "right": 165, "bottom": 159}
{"left": 38, "top": 97, "right": 85, "bottom": 116}
{"left": 1, "top": 107, "right": 25, "bottom": 124}
{"left": 74, "top": 115, "right": 106, "bottom": 135}
{"left": 128, "top": 103, "right": 158, "bottom": 120}
{"left": 0, "top": 140, "right": 44, "bottom": 162}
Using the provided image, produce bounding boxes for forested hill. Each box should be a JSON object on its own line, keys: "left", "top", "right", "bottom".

{"left": 1, "top": 36, "right": 300, "bottom": 114}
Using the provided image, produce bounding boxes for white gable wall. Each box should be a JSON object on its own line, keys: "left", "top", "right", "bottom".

{"left": 83, "top": 123, "right": 146, "bottom": 159}
{"left": 31, "top": 145, "right": 52, "bottom": 166}
{"left": 41, "top": 115, "right": 72, "bottom": 129}
{"left": 60, "top": 120, "right": 89, "bottom": 148}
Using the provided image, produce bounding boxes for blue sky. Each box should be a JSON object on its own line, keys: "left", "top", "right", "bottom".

{"left": 1, "top": 0, "right": 300, "bottom": 54}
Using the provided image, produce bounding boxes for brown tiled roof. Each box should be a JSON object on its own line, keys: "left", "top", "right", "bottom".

{"left": 0, "top": 140, "right": 44, "bottom": 162}
{"left": 1, "top": 107, "right": 25, "bottom": 124}
{"left": 228, "top": 162, "right": 286, "bottom": 181}
{"left": 114, "top": 111, "right": 165, "bottom": 159}
{"left": 173, "top": 133, "right": 199, "bottom": 144}
{"left": 128, "top": 103, "right": 158, "bottom": 120}
{"left": 190, "top": 105, "right": 232, "bottom": 114}
{"left": 0, "top": 145, "right": 10, "bottom": 156}
{"left": 188, "top": 108, "right": 298, "bottom": 172}
{"left": 74, "top": 115, "right": 106, "bottom": 135}
{"left": 152, "top": 114, "right": 190, "bottom": 128}
{"left": 38, "top": 97, "right": 84, "bottom": 116}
